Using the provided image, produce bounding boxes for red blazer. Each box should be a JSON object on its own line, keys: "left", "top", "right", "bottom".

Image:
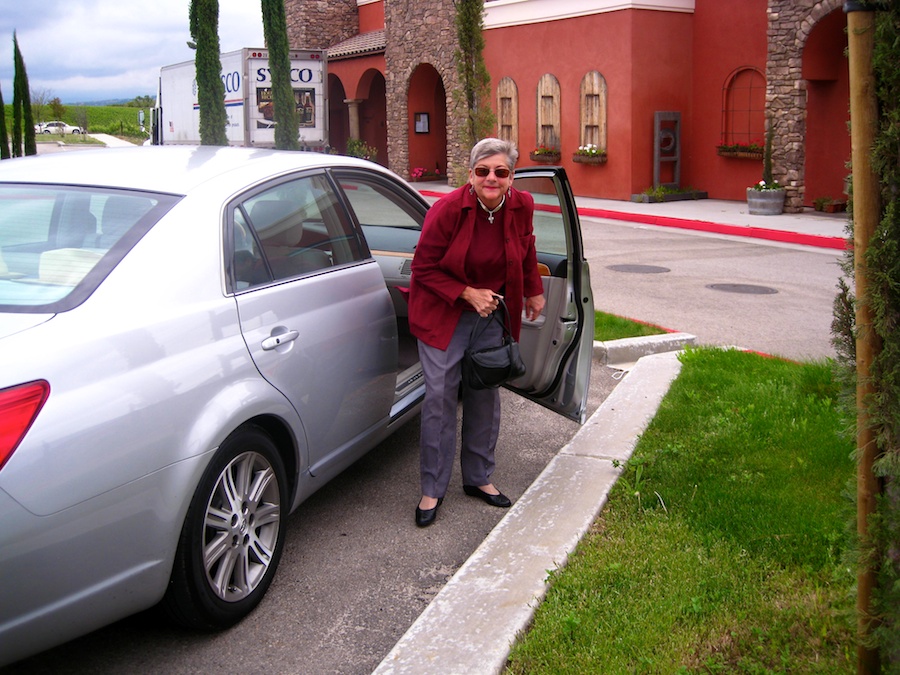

{"left": 408, "top": 184, "right": 544, "bottom": 350}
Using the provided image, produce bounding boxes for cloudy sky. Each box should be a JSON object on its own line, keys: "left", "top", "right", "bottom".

{"left": 0, "top": 1, "right": 265, "bottom": 103}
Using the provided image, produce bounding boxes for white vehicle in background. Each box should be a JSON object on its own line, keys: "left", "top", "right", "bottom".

{"left": 154, "top": 47, "right": 327, "bottom": 149}
{"left": 35, "top": 121, "right": 84, "bottom": 134}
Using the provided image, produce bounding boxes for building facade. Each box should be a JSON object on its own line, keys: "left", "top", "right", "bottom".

{"left": 284, "top": 0, "right": 850, "bottom": 212}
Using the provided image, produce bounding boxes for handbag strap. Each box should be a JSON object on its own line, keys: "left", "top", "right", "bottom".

{"left": 469, "top": 297, "right": 514, "bottom": 343}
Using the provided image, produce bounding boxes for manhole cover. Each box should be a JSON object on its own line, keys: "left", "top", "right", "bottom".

{"left": 607, "top": 264, "right": 671, "bottom": 274}
{"left": 706, "top": 283, "right": 778, "bottom": 295}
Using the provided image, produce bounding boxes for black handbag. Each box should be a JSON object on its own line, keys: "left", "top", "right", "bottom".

{"left": 462, "top": 298, "right": 527, "bottom": 390}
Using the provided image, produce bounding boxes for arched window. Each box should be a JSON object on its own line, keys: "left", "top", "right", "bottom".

{"left": 580, "top": 71, "right": 607, "bottom": 151}
{"left": 536, "top": 74, "right": 561, "bottom": 149}
{"left": 721, "top": 67, "right": 766, "bottom": 148}
{"left": 496, "top": 77, "right": 518, "bottom": 146}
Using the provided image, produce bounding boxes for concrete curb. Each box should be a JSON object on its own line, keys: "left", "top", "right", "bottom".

{"left": 373, "top": 350, "right": 683, "bottom": 675}
{"left": 595, "top": 331, "right": 696, "bottom": 370}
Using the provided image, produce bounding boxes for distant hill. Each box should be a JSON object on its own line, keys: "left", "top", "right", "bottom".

{"left": 65, "top": 98, "right": 155, "bottom": 107}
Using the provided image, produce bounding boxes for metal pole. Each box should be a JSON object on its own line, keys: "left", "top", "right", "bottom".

{"left": 845, "top": 3, "right": 881, "bottom": 672}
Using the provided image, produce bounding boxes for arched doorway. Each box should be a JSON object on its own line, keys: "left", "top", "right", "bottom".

{"left": 407, "top": 63, "right": 448, "bottom": 181}
{"left": 328, "top": 74, "right": 349, "bottom": 154}
{"left": 357, "top": 69, "right": 388, "bottom": 166}
{"left": 802, "top": 7, "right": 850, "bottom": 207}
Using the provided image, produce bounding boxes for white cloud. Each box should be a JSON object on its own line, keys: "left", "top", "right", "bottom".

{"left": 0, "top": 0, "right": 264, "bottom": 102}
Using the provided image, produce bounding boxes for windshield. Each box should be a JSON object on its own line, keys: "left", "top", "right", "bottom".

{"left": 0, "top": 184, "right": 178, "bottom": 313}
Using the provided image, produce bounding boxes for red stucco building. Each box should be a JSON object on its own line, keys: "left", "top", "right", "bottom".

{"left": 290, "top": 0, "right": 850, "bottom": 211}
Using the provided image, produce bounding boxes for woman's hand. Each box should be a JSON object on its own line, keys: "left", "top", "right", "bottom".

{"left": 461, "top": 287, "right": 501, "bottom": 317}
{"left": 525, "top": 294, "right": 545, "bottom": 321}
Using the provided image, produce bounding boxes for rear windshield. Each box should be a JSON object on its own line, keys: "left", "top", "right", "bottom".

{"left": 0, "top": 184, "right": 179, "bottom": 313}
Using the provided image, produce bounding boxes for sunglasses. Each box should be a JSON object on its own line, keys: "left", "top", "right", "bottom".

{"left": 473, "top": 166, "right": 511, "bottom": 178}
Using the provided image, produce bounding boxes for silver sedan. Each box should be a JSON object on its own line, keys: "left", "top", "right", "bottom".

{"left": 0, "top": 146, "right": 593, "bottom": 665}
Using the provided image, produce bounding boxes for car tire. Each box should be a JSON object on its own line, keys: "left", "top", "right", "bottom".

{"left": 162, "top": 424, "right": 288, "bottom": 630}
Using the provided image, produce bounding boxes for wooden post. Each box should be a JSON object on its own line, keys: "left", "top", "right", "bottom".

{"left": 846, "top": 3, "right": 881, "bottom": 673}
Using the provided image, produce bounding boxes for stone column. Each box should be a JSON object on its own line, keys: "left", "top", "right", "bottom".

{"left": 767, "top": 0, "right": 844, "bottom": 213}
{"left": 344, "top": 99, "right": 363, "bottom": 140}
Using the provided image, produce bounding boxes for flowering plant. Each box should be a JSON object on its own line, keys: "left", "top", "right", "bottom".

{"left": 410, "top": 167, "right": 426, "bottom": 179}
{"left": 716, "top": 139, "right": 763, "bottom": 154}
{"left": 531, "top": 144, "right": 560, "bottom": 156}
{"left": 751, "top": 178, "right": 782, "bottom": 191}
{"left": 574, "top": 144, "right": 605, "bottom": 157}
{"left": 749, "top": 128, "right": 783, "bottom": 191}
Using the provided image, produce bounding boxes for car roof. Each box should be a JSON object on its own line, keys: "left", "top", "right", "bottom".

{"left": 0, "top": 146, "right": 396, "bottom": 196}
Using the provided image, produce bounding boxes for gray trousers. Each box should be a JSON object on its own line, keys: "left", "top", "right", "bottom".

{"left": 418, "top": 311, "right": 503, "bottom": 499}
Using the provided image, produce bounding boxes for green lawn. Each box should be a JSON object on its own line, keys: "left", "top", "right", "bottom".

{"left": 595, "top": 311, "right": 669, "bottom": 341}
{"left": 507, "top": 347, "right": 855, "bottom": 673}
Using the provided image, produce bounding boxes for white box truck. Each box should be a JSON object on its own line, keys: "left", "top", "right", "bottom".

{"left": 154, "top": 47, "right": 327, "bottom": 148}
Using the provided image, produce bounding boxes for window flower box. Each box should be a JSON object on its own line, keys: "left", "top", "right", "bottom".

{"left": 572, "top": 152, "right": 607, "bottom": 165}
{"left": 529, "top": 146, "right": 561, "bottom": 164}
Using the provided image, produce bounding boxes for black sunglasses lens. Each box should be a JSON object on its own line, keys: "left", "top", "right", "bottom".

{"left": 474, "top": 167, "right": 510, "bottom": 178}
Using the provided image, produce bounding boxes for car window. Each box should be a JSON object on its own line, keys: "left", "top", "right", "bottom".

{"left": 512, "top": 175, "right": 569, "bottom": 256}
{"left": 0, "top": 185, "right": 175, "bottom": 313}
{"left": 334, "top": 173, "right": 425, "bottom": 254}
{"left": 231, "top": 173, "right": 365, "bottom": 290}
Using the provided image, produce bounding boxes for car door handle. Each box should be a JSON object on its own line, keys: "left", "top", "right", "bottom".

{"left": 261, "top": 330, "right": 299, "bottom": 351}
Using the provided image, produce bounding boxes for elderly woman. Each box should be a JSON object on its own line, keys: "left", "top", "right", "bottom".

{"left": 407, "top": 138, "right": 546, "bottom": 527}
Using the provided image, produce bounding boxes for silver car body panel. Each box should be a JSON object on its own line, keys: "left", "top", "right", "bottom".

{"left": 0, "top": 147, "right": 593, "bottom": 666}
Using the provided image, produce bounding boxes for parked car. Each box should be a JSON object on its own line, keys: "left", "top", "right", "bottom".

{"left": 34, "top": 120, "right": 84, "bottom": 134}
{"left": 0, "top": 146, "right": 593, "bottom": 666}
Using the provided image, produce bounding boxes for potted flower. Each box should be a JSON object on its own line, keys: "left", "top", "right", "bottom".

{"left": 572, "top": 144, "right": 607, "bottom": 165}
{"left": 529, "top": 144, "right": 561, "bottom": 163}
{"left": 746, "top": 129, "right": 785, "bottom": 215}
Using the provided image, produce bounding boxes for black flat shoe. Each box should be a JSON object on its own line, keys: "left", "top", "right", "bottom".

{"left": 415, "top": 497, "right": 443, "bottom": 527}
{"left": 463, "top": 485, "right": 512, "bottom": 508}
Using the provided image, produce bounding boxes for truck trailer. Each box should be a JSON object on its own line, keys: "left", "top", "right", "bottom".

{"left": 154, "top": 47, "right": 327, "bottom": 148}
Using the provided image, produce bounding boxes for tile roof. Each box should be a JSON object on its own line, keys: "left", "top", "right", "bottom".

{"left": 327, "top": 30, "right": 386, "bottom": 60}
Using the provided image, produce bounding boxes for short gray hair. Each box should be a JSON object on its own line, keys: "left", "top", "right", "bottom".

{"left": 469, "top": 138, "right": 518, "bottom": 169}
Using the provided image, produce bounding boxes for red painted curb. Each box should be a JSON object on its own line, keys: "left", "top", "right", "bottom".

{"left": 417, "top": 189, "right": 848, "bottom": 251}
{"left": 577, "top": 207, "right": 848, "bottom": 250}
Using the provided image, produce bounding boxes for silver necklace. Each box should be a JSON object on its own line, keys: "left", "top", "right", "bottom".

{"left": 477, "top": 194, "right": 506, "bottom": 223}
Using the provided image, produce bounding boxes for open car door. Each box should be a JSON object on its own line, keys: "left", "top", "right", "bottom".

{"left": 509, "top": 166, "right": 594, "bottom": 423}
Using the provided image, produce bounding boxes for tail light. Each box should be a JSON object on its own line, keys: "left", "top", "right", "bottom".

{"left": 0, "top": 380, "right": 50, "bottom": 472}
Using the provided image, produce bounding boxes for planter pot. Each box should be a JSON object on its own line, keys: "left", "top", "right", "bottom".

{"left": 572, "top": 153, "right": 607, "bottom": 165}
{"left": 746, "top": 187, "right": 785, "bottom": 215}
{"left": 529, "top": 151, "right": 560, "bottom": 164}
{"left": 717, "top": 148, "right": 763, "bottom": 160}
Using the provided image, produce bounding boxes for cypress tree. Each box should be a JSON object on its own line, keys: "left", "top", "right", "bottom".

{"left": 453, "top": 0, "right": 495, "bottom": 148}
{"left": 0, "top": 84, "right": 9, "bottom": 160}
{"left": 261, "top": 0, "right": 299, "bottom": 150}
{"left": 190, "top": 0, "right": 229, "bottom": 146}
{"left": 12, "top": 33, "right": 36, "bottom": 157}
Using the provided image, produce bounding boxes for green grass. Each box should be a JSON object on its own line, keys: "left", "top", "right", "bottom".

{"left": 506, "top": 347, "right": 856, "bottom": 673}
{"left": 5, "top": 104, "right": 150, "bottom": 140}
{"left": 595, "top": 311, "right": 669, "bottom": 341}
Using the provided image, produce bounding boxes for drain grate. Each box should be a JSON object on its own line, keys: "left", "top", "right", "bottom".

{"left": 706, "top": 283, "right": 778, "bottom": 295}
{"left": 607, "top": 264, "right": 671, "bottom": 274}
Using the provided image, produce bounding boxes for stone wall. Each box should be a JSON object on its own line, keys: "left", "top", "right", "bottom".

{"left": 767, "top": 0, "right": 843, "bottom": 212}
{"left": 284, "top": 0, "right": 359, "bottom": 50}
{"left": 384, "top": 0, "right": 468, "bottom": 185}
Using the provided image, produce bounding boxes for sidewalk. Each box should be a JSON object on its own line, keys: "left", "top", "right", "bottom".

{"left": 416, "top": 183, "right": 848, "bottom": 250}
{"left": 372, "top": 185, "right": 848, "bottom": 674}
